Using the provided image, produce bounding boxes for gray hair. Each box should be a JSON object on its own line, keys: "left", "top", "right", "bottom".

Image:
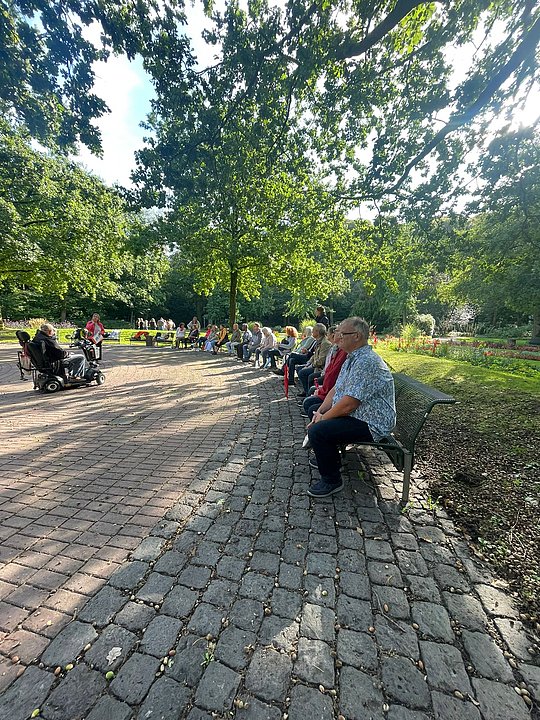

{"left": 344, "top": 317, "right": 370, "bottom": 340}
{"left": 313, "top": 322, "right": 327, "bottom": 336}
{"left": 40, "top": 323, "right": 55, "bottom": 333}
{"left": 303, "top": 326, "right": 313, "bottom": 337}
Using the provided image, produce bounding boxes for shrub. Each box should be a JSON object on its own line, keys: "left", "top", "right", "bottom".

{"left": 379, "top": 335, "right": 539, "bottom": 377}
{"left": 25, "top": 318, "right": 49, "bottom": 328}
{"left": 415, "top": 314, "right": 435, "bottom": 337}
{"left": 4, "top": 318, "right": 76, "bottom": 329}
{"left": 477, "top": 324, "right": 533, "bottom": 339}
{"left": 299, "top": 318, "right": 316, "bottom": 332}
{"left": 400, "top": 323, "right": 421, "bottom": 342}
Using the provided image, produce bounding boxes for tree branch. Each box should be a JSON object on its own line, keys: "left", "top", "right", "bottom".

{"left": 334, "top": 0, "right": 433, "bottom": 60}
{"left": 386, "top": 15, "right": 540, "bottom": 195}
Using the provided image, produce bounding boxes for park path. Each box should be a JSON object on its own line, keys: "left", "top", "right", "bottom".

{"left": 0, "top": 344, "right": 538, "bottom": 720}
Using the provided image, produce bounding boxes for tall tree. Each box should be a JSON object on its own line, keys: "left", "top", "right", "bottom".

{"left": 0, "top": 123, "right": 130, "bottom": 316}
{"left": 260, "top": 0, "right": 540, "bottom": 207}
{"left": 445, "top": 126, "right": 540, "bottom": 341}
{"left": 134, "top": 2, "right": 353, "bottom": 324}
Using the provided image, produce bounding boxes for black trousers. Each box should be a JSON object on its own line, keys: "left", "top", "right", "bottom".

{"left": 236, "top": 342, "right": 248, "bottom": 359}
{"left": 308, "top": 416, "right": 373, "bottom": 482}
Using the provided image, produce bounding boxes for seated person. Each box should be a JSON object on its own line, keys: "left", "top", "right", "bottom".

{"left": 185, "top": 326, "right": 200, "bottom": 348}
{"left": 266, "top": 326, "right": 298, "bottom": 368}
{"left": 212, "top": 325, "right": 229, "bottom": 354}
{"left": 256, "top": 327, "right": 277, "bottom": 367}
{"left": 225, "top": 323, "right": 242, "bottom": 354}
{"left": 302, "top": 331, "right": 347, "bottom": 419}
{"left": 236, "top": 323, "right": 252, "bottom": 359}
{"left": 306, "top": 317, "right": 395, "bottom": 498}
{"left": 34, "top": 323, "right": 88, "bottom": 380}
{"left": 242, "top": 322, "right": 263, "bottom": 361}
{"left": 198, "top": 325, "right": 212, "bottom": 349}
{"left": 297, "top": 323, "right": 332, "bottom": 395}
{"left": 175, "top": 323, "right": 186, "bottom": 349}
{"left": 204, "top": 325, "right": 219, "bottom": 352}
{"left": 272, "top": 326, "right": 315, "bottom": 377}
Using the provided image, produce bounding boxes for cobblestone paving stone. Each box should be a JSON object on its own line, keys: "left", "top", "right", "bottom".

{"left": 0, "top": 345, "right": 539, "bottom": 719}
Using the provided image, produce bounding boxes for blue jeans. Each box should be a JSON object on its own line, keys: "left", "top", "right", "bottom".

{"left": 243, "top": 345, "right": 258, "bottom": 360}
{"left": 266, "top": 348, "right": 281, "bottom": 367}
{"left": 303, "top": 395, "right": 322, "bottom": 419}
{"left": 298, "top": 367, "right": 321, "bottom": 394}
{"left": 308, "top": 416, "right": 373, "bottom": 483}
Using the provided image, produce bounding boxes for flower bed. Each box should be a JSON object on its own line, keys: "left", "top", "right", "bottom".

{"left": 379, "top": 336, "right": 540, "bottom": 377}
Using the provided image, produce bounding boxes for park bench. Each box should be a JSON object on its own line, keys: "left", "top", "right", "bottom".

{"left": 103, "top": 330, "right": 121, "bottom": 342}
{"left": 130, "top": 332, "right": 174, "bottom": 347}
{"left": 347, "top": 372, "right": 456, "bottom": 505}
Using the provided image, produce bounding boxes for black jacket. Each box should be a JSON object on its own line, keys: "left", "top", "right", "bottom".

{"left": 315, "top": 313, "right": 330, "bottom": 328}
{"left": 34, "top": 330, "right": 68, "bottom": 361}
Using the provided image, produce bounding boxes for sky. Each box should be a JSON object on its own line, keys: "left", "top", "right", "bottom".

{"left": 74, "top": 5, "right": 212, "bottom": 187}
{"left": 73, "top": 7, "right": 539, "bottom": 190}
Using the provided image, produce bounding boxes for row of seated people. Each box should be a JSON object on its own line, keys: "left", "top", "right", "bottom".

{"left": 183, "top": 314, "right": 397, "bottom": 503}
{"left": 203, "top": 320, "right": 346, "bottom": 413}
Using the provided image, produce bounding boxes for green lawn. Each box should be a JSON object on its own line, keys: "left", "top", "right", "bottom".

{"left": 1, "top": 328, "right": 143, "bottom": 344}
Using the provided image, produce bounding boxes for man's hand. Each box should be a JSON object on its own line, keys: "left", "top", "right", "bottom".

{"left": 308, "top": 410, "right": 325, "bottom": 428}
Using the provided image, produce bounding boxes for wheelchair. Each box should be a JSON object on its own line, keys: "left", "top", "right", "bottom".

{"left": 16, "top": 330, "right": 105, "bottom": 393}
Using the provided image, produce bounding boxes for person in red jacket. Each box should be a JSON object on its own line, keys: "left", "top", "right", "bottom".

{"left": 301, "top": 342, "right": 348, "bottom": 420}
{"left": 85, "top": 313, "right": 105, "bottom": 346}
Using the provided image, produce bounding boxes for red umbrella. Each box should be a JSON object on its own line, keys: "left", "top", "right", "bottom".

{"left": 283, "top": 362, "right": 289, "bottom": 398}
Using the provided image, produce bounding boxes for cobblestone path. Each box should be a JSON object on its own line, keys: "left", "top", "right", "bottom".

{"left": 0, "top": 345, "right": 538, "bottom": 720}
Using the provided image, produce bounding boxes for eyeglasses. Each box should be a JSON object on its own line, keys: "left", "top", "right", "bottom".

{"left": 336, "top": 331, "right": 358, "bottom": 337}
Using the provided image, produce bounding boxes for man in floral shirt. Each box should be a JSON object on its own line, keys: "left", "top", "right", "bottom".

{"left": 306, "top": 317, "right": 396, "bottom": 498}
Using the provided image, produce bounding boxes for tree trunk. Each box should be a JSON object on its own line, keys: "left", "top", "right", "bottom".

{"left": 229, "top": 269, "right": 239, "bottom": 327}
{"left": 531, "top": 309, "right": 540, "bottom": 345}
{"left": 195, "top": 294, "right": 204, "bottom": 321}
{"left": 60, "top": 298, "right": 67, "bottom": 323}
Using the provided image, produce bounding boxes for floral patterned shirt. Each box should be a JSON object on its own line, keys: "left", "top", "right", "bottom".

{"left": 332, "top": 344, "right": 396, "bottom": 440}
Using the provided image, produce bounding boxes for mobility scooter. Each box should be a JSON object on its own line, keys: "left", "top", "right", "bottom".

{"left": 16, "top": 329, "right": 105, "bottom": 393}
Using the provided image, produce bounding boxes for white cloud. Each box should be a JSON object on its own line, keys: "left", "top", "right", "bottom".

{"left": 73, "top": 53, "right": 152, "bottom": 187}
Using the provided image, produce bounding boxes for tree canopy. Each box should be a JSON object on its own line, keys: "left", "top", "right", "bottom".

{"left": 133, "top": 0, "right": 540, "bottom": 208}
{"left": 0, "top": 121, "right": 169, "bottom": 321}
{"left": 0, "top": 0, "right": 185, "bottom": 151}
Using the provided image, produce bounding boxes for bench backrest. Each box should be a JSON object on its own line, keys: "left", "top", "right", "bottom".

{"left": 392, "top": 372, "right": 456, "bottom": 452}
